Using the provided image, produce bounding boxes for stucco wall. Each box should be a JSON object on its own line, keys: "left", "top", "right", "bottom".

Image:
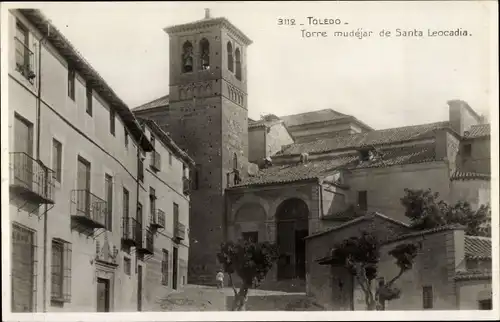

{"left": 8, "top": 10, "right": 189, "bottom": 312}
{"left": 450, "top": 179, "right": 491, "bottom": 208}
{"left": 347, "top": 163, "right": 451, "bottom": 223}
{"left": 266, "top": 123, "right": 294, "bottom": 157}
{"left": 456, "top": 280, "right": 492, "bottom": 309}
{"left": 248, "top": 127, "right": 266, "bottom": 164}
{"left": 305, "top": 216, "right": 410, "bottom": 310}
{"left": 461, "top": 138, "right": 491, "bottom": 174}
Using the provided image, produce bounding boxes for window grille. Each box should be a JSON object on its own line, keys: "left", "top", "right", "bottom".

{"left": 51, "top": 238, "right": 72, "bottom": 303}
{"left": 161, "top": 250, "right": 169, "bottom": 286}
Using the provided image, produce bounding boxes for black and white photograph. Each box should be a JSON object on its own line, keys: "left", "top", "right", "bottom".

{"left": 1, "top": 1, "right": 498, "bottom": 320}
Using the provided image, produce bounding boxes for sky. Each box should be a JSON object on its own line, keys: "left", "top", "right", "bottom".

{"left": 21, "top": 1, "right": 496, "bottom": 130}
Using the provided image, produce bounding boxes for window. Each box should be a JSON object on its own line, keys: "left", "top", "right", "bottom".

{"left": 422, "top": 286, "right": 433, "bottom": 309}
{"left": 169, "top": 152, "right": 173, "bottom": 166}
{"left": 233, "top": 152, "right": 238, "bottom": 170}
{"left": 51, "top": 239, "right": 72, "bottom": 303}
{"left": 110, "top": 109, "right": 115, "bottom": 136}
{"left": 193, "top": 165, "right": 201, "bottom": 190}
{"left": 242, "top": 231, "right": 258, "bottom": 243}
{"left": 86, "top": 83, "right": 93, "bottom": 116}
{"left": 227, "top": 42, "right": 234, "bottom": 72}
{"left": 68, "top": 68, "right": 75, "bottom": 100}
{"left": 124, "top": 129, "right": 129, "bottom": 148}
{"left": 235, "top": 48, "right": 241, "bottom": 80}
{"left": 15, "top": 21, "right": 34, "bottom": 81}
{"left": 105, "top": 174, "right": 113, "bottom": 231}
{"left": 182, "top": 41, "right": 193, "bottom": 73}
{"left": 138, "top": 156, "right": 144, "bottom": 182}
{"left": 463, "top": 144, "right": 472, "bottom": 157}
{"left": 124, "top": 257, "right": 131, "bottom": 276}
{"left": 52, "top": 139, "right": 62, "bottom": 183}
{"left": 11, "top": 223, "right": 36, "bottom": 312}
{"left": 123, "top": 188, "right": 129, "bottom": 219}
{"left": 199, "top": 38, "right": 210, "bottom": 70}
{"left": 161, "top": 249, "right": 169, "bottom": 285}
{"left": 173, "top": 202, "right": 179, "bottom": 228}
{"left": 150, "top": 187, "right": 156, "bottom": 223}
{"left": 358, "top": 191, "right": 368, "bottom": 211}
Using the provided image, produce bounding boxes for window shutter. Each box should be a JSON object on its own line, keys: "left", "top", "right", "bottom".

{"left": 64, "top": 243, "right": 72, "bottom": 302}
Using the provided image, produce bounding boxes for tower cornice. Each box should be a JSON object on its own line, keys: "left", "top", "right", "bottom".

{"left": 164, "top": 17, "right": 253, "bottom": 46}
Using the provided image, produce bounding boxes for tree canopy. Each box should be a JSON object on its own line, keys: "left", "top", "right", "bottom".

{"left": 400, "top": 188, "right": 491, "bottom": 236}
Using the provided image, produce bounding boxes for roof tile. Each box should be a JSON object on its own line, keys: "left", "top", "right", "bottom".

{"left": 278, "top": 121, "right": 449, "bottom": 156}
{"left": 464, "top": 124, "right": 490, "bottom": 139}
{"left": 465, "top": 236, "right": 491, "bottom": 259}
{"left": 280, "top": 109, "right": 348, "bottom": 128}
{"left": 451, "top": 171, "right": 490, "bottom": 181}
{"left": 234, "top": 143, "right": 437, "bottom": 187}
{"left": 133, "top": 95, "right": 170, "bottom": 112}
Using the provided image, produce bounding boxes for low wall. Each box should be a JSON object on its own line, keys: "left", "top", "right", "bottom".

{"left": 225, "top": 294, "right": 321, "bottom": 311}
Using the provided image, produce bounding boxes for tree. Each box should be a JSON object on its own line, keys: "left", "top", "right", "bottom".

{"left": 400, "top": 188, "right": 491, "bottom": 236}
{"left": 329, "top": 232, "right": 420, "bottom": 310}
{"left": 216, "top": 239, "right": 279, "bottom": 311}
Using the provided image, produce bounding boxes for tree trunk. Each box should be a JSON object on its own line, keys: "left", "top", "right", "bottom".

{"left": 231, "top": 284, "right": 250, "bottom": 311}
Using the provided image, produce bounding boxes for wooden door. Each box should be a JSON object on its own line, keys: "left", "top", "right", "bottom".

{"left": 13, "top": 115, "right": 34, "bottom": 188}
{"left": 295, "top": 229, "right": 308, "bottom": 279}
{"left": 277, "top": 221, "right": 295, "bottom": 280}
{"left": 137, "top": 266, "right": 143, "bottom": 311}
{"left": 172, "top": 247, "right": 178, "bottom": 290}
{"left": 96, "top": 278, "right": 110, "bottom": 312}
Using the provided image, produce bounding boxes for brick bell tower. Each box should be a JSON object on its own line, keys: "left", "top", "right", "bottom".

{"left": 162, "top": 9, "right": 252, "bottom": 285}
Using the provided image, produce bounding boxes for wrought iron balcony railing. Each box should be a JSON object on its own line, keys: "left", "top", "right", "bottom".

{"left": 10, "top": 152, "right": 55, "bottom": 204}
{"left": 138, "top": 229, "right": 154, "bottom": 255}
{"left": 174, "top": 221, "right": 186, "bottom": 241}
{"left": 183, "top": 176, "right": 190, "bottom": 196}
{"left": 150, "top": 208, "right": 165, "bottom": 229}
{"left": 14, "top": 37, "right": 36, "bottom": 83}
{"left": 150, "top": 151, "right": 161, "bottom": 172}
{"left": 122, "top": 217, "right": 142, "bottom": 247}
{"left": 70, "top": 190, "right": 107, "bottom": 229}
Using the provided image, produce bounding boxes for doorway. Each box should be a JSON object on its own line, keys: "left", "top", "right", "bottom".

{"left": 172, "top": 247, "right": 178, "bottom": 290}
{"left": 97, "top": 278, "right": 110, "bottom": 312}
{"left": 137, "top": 265, "right": 143, "bottom": 311}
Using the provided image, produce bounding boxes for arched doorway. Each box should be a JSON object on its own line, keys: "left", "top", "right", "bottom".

{"left": 275, "top": 198, "right": 309, "bottom": 280}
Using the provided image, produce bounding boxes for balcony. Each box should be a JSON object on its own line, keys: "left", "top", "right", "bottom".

{"left": 150, "top": 209, "right": 165, "bottom": 229}
{"left": 10, "top": 152, "right": 55, "bottom": 205}
{"left": 14, "top": 37, "right": 36, "bottom": 83}
{"left": 137, "top": 229, "right": 154, "bottom": 255}
{"left": 174, "top": 221, "right": 186, "bottom": 241}
{"left": 150, "top": 151, "right": 161, "bottom": 172}
{"left": 70, "top": 190, "right": 107, "bottom": 229}
{"left": 183, "top": 176, "right": 190, "bottom": 196}
{"left": 122, "top": 217, "right": 142, "bottom": 247}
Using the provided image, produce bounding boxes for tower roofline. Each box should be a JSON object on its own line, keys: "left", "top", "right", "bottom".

{"left": 163, "top": 17, "right": 253, "bottom": 46}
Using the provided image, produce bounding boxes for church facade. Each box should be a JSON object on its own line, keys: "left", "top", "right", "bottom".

{"left": 133, "top": 11, "right": 491, "bottom": 292}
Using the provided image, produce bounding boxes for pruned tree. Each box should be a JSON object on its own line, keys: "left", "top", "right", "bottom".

{"left": 401, "top": 188, "right": 491, "bottom": 236}
{"left": 217, "top": 239, "right": 279, "bottom": 311}
{"left": 329, "top": 232, "right": 420, "bottom": 310}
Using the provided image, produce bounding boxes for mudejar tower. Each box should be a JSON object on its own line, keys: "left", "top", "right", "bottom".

{"left": 158, "top": 10, "right": 252, "bottom": 284}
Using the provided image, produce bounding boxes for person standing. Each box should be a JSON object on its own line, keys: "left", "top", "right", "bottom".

{"left": 216, "top": 270, "right": 224, "bottom": 289}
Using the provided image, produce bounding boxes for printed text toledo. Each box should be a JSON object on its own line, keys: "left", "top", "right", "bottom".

{"left": 277, "top": 17, "right": 472, "bottom": 39}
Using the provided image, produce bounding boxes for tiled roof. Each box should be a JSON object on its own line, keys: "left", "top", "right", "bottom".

{"left": 280, "top": 109, "right": 348, "bottom": 128}
{"left": 384, "top": 225, "right": 465, "bottom": 244}
{"left": 233, "top": 143, "right": 437, "bottom": 187}
{"left": 464, "top": 124, "right": 490, "bottom": 139}
{"left": 465, "top": 236, "right": 491, "bottom": 259}
{"left": 450, "top": 171, "right": 491, "bottom": 181}
{"left": 278, "top": 121, "right": 450, "bottom": 156}
{"left": 454, "top": 271, "right": 492, "bottom": 281}
{"left": 19, "top": 9, "right": 154, "bottom": 152}
{"left": 307, "top": 212, "right": 410, "bottom": 241}
{"left": 133, "top": 95, "right": 170, "bottom": 112}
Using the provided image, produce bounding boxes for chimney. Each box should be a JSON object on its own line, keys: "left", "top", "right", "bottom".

{"left": 448, "top": 100, "right": 482, "bottom": 136}
{"left": 300, "top": 153, "right": 309, "bottom": 164}
{"left": 204, "top": 8, "right": 211, "bottom": 19}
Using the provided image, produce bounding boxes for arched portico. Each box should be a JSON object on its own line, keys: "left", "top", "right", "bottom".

{"left": 275, "top": 198, "right": 309, "bottom": 280}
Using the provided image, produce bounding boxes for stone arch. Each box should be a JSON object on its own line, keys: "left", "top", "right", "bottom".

{"left": 182, "top": 41, "right": 193, "bottom": 73}
{"left": 199, "top": 38, "right": 210, "bottom": 70}
{"left": 235, "top": 48, "right": 242, "bottom": 80}
{"left": 227, "top": 41, "right": 234, "bottom": 72}
{"left": 269, "top": 193, "right": 311, "bottom": 221}
{"left": 275, "top": 198, "right": 309, "bottom": 280}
